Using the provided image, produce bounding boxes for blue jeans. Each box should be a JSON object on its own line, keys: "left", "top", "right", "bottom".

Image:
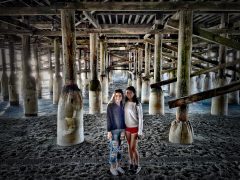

{"left": 109, "top": 129, "right": 124, "bottom": 165}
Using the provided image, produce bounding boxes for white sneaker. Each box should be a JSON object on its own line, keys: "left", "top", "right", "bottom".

{"left": 135, "top": 166, "right": 141, "bottom": 174}
{"left": 110, "top": 168, "right": 119, "bottom": 176}
{"left": 117, "top": 167, "right": 125, "bottom": 174}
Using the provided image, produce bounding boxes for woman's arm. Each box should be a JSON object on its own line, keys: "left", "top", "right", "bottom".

{"left": 137, "top": 103, "right": 143, "bottom": 136}
{"left": 107, "top": 104, "right": 112, "bottom": 132}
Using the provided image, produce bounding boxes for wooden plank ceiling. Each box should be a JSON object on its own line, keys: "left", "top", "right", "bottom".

{"left": 0, "top": 0, "right": 239, "bottom": 72}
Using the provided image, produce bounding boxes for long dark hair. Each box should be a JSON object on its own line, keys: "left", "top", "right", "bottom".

{"left": 125, "top": 86, "right": 140, "bottom": 105}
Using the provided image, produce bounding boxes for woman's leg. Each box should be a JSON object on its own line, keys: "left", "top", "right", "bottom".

{"left": 130, "top": 133, "right": 139, "bottom": 166}
{"left": 125, "top": 131, "right": 133, "bottom": 164}
{"left": 109, "top": 131, "right": 119, "bottom": 169}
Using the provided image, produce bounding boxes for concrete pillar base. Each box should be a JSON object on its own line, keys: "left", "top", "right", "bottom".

{"left": 36, "top": 77, "right": 42, "bottom": 99}
{"left": 228, "top": 91, "right": 239, "bottom": 104}
{"left": 23, "top": 77, "right": 38, "bottom": 116}
{"left": 101, "top": 75, "right": 108, "bottom": 104}
{"left": 203, "top": 74, "right": 211, "bottom": 91}
{"left": 228, "top": 78, "right": 239, "bottom": 104}
{"left": 89, "top": 80, "right": 102, "bottom": 114}
{"left": 9, "top": 73, "right": 19, "bottom": 105}
{"left": 141, "top": 80, "right": 150, "bottom": 104}
{"left": 9, "top": 85, "right": 19, "bottom": 106}
{"left": 1, "top": 72, "right": 9, "bottom": 101}
{"left": 211, "top": 77, "right": 228, "bottom": 115}
{"left": 57, "top": 84, "right": 84, "bottom": 146}
{"left": 49, "top": 76, "right": 53, "bottom": 95}
{"left": 169, "top": 83, "right": 176, "bottom": 97}
{"left": 191, "top": 76, "right": 198, "bottom": 94}
{"left": 169, "top": 120, "right": 193, "bottom": 144}
{"left": 136, "top": 77, "right": 142, "bottom": 98}
{"left": 149, "top": 88, "right": 164, "bottom": 115}
{"left": 53, "top": 75, "right": 63, "bottom": 104}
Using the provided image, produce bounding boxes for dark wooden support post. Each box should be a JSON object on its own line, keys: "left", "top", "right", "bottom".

{"left": 149, "top": 14, "right": 164, "bottom": 115}
{"left": 211, "top": 14, "right": 228, "bottom": 116}
{"left": 169, "top": 10, "right": 193, "bottom": 144}
{"left": 127, "top": 51, "right": 132, "bottom": 86}
{"left": 33, "top": 43, "right": 42, "bottom": 99}
{"left": 82, "top": 49, "right": 89, "bottom": 97}
{"left": 53, "top": 37, "right": 62, "bottom": 104}
{"left": 48, "top": 48, "right": 53, "bottom": 95}
{"left": 8, "top": 40, "right": 19, "bottom": 105}
{"left": 89, "top": 33, "right": 102, "bottom": 114}
{"left": 76, "top": 49, "right": 82, "bottom": 89}
{"left": 108, "top": 52, "right": 113, "bottom": 84}
{"left": 169, "top": 51, "right": 177, "bottom": 97}
{"left": 132, "top": 49, "right": 137, "bottom": 88}
{"left": 21, "top": 19, "right": 38, "bottom": 116}
{"left": 141, "top": 42, "right": 150, "bottom": 103}
{"left": 100, "top": 36, "right": 108, "bottom": 104}
{"left": 57, "top": 9, "right": 84, "bottom": 146}
{"left": 168, "top": 80, "right": 240, "bottom": 108}
{"left": 137, "top": 48, "right": 142, "bottom": 98}
{"left": 1, "top": 44, "right": 9, "bottom": 101}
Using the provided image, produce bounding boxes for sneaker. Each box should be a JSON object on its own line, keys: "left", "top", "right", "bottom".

{"left": 110, "top": 168, "right": 119, "bottom": 176}
{"left": 134, "top": 165, "right": 141, "bottom": 174}
{"left": 117, "top": 167, "right": 125, "bottom": 174}
{"left": 129, "top": 164, "right": 134, "bottom": 173}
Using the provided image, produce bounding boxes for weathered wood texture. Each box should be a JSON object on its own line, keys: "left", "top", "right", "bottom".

{"left": 61, "top": 10, "right": 76, "bottom": 83}
{"left": 168, "top": 80, "right": 240, "bottom": 108}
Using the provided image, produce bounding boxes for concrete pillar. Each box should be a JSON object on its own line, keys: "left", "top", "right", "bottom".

{"left": 169, "top": 10, "right": 193, "bottom": 144}
{"left": 228, "top": 51, "right": 239, "bottom": 104}
{"left": 57, "top": 10, "right": 84, "bottom": 146}
{"left": 53, "top": 37, "right": 62, "bottom": 104}
{"left": 99, "top": 37, "right": 108, "bottom": 104}
{"left": 141, "top": 42, "right": 150, "bottom": 103}
{"left": 48, "top": 48, "right": 53, "bottom": 95}
{"left": 8, "top": 41, "right": 19, "bottom": 105}
{"left": 1, "top": 47, "right": 9, "bottom": 101}
{"left": 136, "top": 48, "right": 142, "bottom": 98}
{"left": 21, "top": 25, "right": 38, "bottom": 116}
{"left": 190, "top": 76, "right": 198, "bottom": 94}
{"left": 211, "top": 14, "right": 228, "bottom": 116}
{"left": 89, "top": 33, "right": 102, "bottom": 114}
{"left": 149, "top": 23, "right": 164, "bottom": 115}
{"left": 33, "top": 43, "right": 42, "bottom": 99}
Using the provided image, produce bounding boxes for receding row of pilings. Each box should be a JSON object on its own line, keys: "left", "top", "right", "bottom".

{"left": 0, "top": 10, "right": 240, "bottom": 146}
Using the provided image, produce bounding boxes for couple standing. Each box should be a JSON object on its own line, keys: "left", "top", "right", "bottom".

{"left": 107, "top": 86, "right": 143, "bottom": 176}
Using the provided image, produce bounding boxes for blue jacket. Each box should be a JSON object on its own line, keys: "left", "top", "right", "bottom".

{"left": 107, "top": 102, "right": 126, "bottom": 131}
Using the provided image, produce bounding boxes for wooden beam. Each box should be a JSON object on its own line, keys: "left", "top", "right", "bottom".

{"left": 0, "top": 2, "right": 240, "bottom": 16}
{"left": 193, "top": 27, "right": 240, "bottom": 50}
{"left": 151, "top": 60, "right": 239, "bottom": 88}
{"left": 83, "top": 11, "right": 101, "bottom": 29}
{"left": 168, "top": 80, "right": 240, "bottom": 108}
{"left": 166, "top": 19, "right": 240, "bottom": 50}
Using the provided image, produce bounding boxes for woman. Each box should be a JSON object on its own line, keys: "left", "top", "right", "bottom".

{"left": 124, "top": 86, "right": 143, "bottom": 174}
{"left": 107, "top": 89, "right": 126, "bottom": 176}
